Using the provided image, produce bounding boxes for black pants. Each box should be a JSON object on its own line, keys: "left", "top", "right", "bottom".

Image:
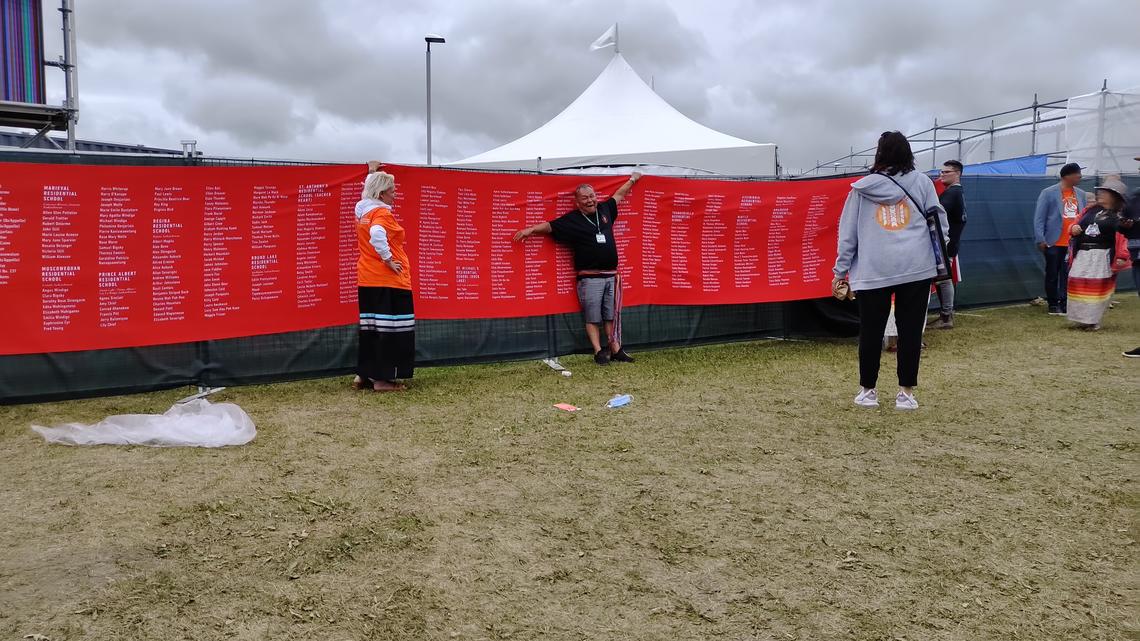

{"left": 1043, "top": 245, "right": 1069, "bottom": 308}
{"left": 857, "top": 279, "right": 931, "bottom": 389}
{"left": 357, "top": 286, "right": 416, "bottom": 381}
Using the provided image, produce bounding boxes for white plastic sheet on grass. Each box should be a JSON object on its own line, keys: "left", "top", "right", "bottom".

{"left": 31, "top": 399, "right": 256, "bottom": 447}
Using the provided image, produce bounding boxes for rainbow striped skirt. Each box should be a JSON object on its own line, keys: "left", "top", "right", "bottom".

{"left": 1066, "top": 248, "right": 1116, "bottom": 326}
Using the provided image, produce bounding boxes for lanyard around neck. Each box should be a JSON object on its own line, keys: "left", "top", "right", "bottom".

{"left": 581, "top": 210, "right": 600, "bottom": 231}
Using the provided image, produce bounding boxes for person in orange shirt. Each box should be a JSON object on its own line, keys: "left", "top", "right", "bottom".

{"left": 1033, "top": 163, "right": 1089, "bottom": 314}
{"left": 353, "top": 164, "right": 414, "bottom": 392}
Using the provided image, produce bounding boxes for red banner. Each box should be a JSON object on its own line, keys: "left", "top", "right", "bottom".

{"left": 388, "top": 165, "right": 853, "bottom": 317}
{"left": 0, "top": 163, "right": 367, "bottom": 356}
{"left": 0, "top": 162, "right": 854, "bottom": 355}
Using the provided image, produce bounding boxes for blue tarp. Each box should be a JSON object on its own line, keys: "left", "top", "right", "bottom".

{"left": 927, "top": 154, "right": 1049, "bottom": 176}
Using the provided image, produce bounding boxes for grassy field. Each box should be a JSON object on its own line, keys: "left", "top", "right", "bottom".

{"left": 1, "top": 300, "right": 1137, "bottom": 641}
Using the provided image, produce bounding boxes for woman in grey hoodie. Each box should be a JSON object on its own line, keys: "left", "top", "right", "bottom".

{"left": 832, "top": 132, "right": 948, "bottom": 410}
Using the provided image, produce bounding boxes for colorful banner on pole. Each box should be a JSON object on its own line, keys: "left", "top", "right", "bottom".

{"left": 0, "top": 162, "right": 854, "bottom": 355}
{"left": 1, "top": 0, "right": 47, "bottom": 105}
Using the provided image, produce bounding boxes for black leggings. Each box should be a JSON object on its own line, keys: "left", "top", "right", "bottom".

{"left": 856, "top": 279, "right": 931, "bottom": 389}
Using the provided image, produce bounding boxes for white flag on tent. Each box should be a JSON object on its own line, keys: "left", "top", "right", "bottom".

{"left": 590, "top": 24, "right": 617, "bottom": 51}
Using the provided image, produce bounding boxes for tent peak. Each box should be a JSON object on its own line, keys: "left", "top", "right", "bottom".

{"left": 451, "top": 52, "right": 776, "bottom": 175}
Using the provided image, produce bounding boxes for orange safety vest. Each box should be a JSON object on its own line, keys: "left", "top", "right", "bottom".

{"left": 356, "top": 205, "right": 412, "bottom": 290}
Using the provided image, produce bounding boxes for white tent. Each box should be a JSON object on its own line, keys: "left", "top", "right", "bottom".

{"left": 450, "top": 53, "right": 777, "bottom": 176}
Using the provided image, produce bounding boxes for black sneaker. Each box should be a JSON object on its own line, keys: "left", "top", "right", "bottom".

{"left": 610, "top": 348, "right": 635, "bottom": 363}
{"left": 932, "top": 314, "right": 954, "bottom": 330}
{"left": 594, "top": 350, "right": 610, "bottom": 366}
{"left": 1048, "top": 306, "right": 1064, "bottom": 316}
{"left": 1124, "top": 347, "right": 1140, "bottom": 358}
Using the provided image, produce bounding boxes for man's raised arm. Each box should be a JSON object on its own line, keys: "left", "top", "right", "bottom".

{"left": 612, "top": 171, "right": 642, "bottom": 203}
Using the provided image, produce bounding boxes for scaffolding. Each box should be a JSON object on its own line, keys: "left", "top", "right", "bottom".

{"left": 806, "top": 82, "right": 1139, "bottom": 176}
{"left": 0, "top": 0, "right": 78, "bottom": 150}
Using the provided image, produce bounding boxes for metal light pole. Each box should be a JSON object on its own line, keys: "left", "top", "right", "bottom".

{"left": 425, "top": 34, "right": 445, "bottom": 165}
{"left": 44, "top": 0, "right": 79, "bottom": 150}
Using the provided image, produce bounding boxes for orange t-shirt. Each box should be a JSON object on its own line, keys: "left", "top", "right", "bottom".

{"left": 357, "top": 205, "right": 412, "bottom": 290}
{"left": 1055, "top": 188, "right": 1079, "bottom": 246}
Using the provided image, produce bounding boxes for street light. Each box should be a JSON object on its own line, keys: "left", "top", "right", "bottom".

{"left": 425, "top": 33, "right": 446, "bottom": 165}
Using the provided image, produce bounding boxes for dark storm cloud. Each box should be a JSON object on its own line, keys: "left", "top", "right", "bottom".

{"left": 162, "top": 74, "right": 318, "bottom": 146}
{"left": 72, "top": 0, "right": 1140, "bottom": 168}
{"left": 78, "top": 0, "right": 707, "bottom": 155}
{"left": 662, "top": 0, "right": 1140, "bottom": 170}
{"left": 427, "top": 0, "right": 709, "bottom": 141}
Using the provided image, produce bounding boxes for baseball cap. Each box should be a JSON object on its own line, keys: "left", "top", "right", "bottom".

{"left": 1059, "top": 163, "right": 1083, "bottom": 177}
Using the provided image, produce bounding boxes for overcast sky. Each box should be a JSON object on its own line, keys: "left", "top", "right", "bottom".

{"left": 30, "top": 0, "right": 1140, "bottom": 173}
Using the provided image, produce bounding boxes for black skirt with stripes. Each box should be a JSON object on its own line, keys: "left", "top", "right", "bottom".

{"left": 358, "top": 286, "right": 415, "bottom": 381}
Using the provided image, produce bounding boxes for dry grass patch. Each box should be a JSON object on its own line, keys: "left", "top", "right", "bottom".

{"left": 1, "top": 299, "right": 1137, "bottom": 640}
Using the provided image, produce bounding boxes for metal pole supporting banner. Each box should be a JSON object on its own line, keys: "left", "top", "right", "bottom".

{"left": 988, "top": 120, "right": 995, "bottom": 161}
{"left": 931, "top": 117, "right": 938, "bottom": 170}
{"left": 1030, "top": 93, "right": 1038, "bottom": 156}
{"left": 60, "top": 0, "right": 78, "bottom": 151}
{"left": 425, "top": 45, "right": 432, "bottom": 165}
{"left": 1094, "top": 83, "right": 1107, "bottom": 174}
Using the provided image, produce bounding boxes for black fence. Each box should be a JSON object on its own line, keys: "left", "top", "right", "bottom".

{"left": 1, "top": 151, "right": 1135, "bottom": 403}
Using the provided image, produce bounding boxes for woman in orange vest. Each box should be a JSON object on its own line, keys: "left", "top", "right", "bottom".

{"left": 353, "top": 166, "right": 414, "bottom": 391}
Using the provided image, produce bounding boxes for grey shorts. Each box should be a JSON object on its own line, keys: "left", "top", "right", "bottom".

{"left": 576, "top": 276, "right": 615, "bottom": 324}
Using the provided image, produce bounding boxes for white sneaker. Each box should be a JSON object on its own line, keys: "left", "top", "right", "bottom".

{"left": 854, "top": 388, "right": 879, "bottom": 408}
{"left": 896, "top": 391, "right": 918, "bottom": 410}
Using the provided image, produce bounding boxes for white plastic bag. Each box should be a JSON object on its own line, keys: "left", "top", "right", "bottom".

{"left": 31, "top": 399, "right": 256, "bottom": 447}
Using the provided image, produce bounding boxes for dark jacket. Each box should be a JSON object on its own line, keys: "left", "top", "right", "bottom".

{"left": 1124, "top": 188, "right": 1140, "bottom": 260}
{"left": 1070, "top": 205, "right": 1124, "bottom": 264}
{"left": 939, "top": 183, "right": 966, "bottom": 257}
{"left": 1124, "top": 188, "right": 1140, "bottom": 239}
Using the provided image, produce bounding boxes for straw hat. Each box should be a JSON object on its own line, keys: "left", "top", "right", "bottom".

{"left": 1094, "top": 177, "right": 1127, "bottom": 198}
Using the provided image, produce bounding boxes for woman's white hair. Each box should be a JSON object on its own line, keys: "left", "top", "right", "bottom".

{"left": 362, "top": 171, "right": 395, "bottom": 200}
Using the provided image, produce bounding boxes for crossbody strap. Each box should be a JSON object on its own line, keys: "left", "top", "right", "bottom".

{"left": 876, "top": 172, "right": 953, "bottom": 282}
{"left": 876, "top": 172, "right": 928, "bottom": 216}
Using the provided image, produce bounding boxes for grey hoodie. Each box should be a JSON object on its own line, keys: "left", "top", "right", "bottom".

{"left": 833, "top": 171, "right": 949, "bottom": 291}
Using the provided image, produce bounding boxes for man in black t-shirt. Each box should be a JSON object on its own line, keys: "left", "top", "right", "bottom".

{"left": 1123, "top": 156, "right": 1139, "bottom": 358}
{"left": 514, "top": 172, "right": 642, "bottom": 365}
{"left": 932, "top": 160, "right": 967, "bottom": 329}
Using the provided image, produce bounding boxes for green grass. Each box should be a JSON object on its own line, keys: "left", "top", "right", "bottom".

{"left": 1, "top": 300, "right": 1137, "bottom": 640}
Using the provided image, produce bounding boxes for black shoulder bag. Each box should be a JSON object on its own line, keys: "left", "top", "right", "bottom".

{"left": 878, "top": 172, "right": 952, "bottom": 282}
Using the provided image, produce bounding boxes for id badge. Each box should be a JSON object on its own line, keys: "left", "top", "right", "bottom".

{"left": 595, "top": 233, "right": 606, "bottom": 244}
